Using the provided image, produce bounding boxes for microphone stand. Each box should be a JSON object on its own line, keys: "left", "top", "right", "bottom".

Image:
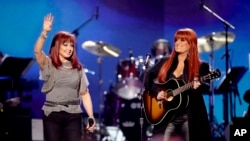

{"left": 97, "top": 56, "right": 104, "bottom": 127}
{"left": 71, "top": 7, "right": 98, "bottom": 59}
{"left": 138, "top": 54, "right": 151, "bottom": 141}
{"left": 71, "top": 16, "right": 93, "bottom": 37}
{"left": 71, "top": 11, "right": 97, "bottom": 37}
{"left": 200, "top": 2, "right": 235, "bottom": 126}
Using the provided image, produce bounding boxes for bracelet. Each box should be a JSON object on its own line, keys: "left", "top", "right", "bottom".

{"left": 40, "top": 33, "right": 47, "bottom": 39}
{"left": 87, "top": 117, "right": 95, "bottom": 126}
{"left": 88, "top": 116, "right": 94, "bottom": 120}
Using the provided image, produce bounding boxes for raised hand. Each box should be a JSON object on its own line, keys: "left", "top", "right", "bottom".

{"left": 43, "top": 13, "right": 54, "bottom": 32}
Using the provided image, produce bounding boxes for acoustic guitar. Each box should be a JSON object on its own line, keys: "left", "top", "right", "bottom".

{"left": 143, "top": 69, "right": 221, "bottom": 130}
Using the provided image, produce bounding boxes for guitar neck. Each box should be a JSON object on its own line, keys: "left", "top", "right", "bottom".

{"left": 172, "top": 81, "right": 193, "bottom": 96}
{"left": 172, "top": 76, "right": 208, "bottom": 96}
{"left": 168, "top": 69, "right": 220, "bottom": 97}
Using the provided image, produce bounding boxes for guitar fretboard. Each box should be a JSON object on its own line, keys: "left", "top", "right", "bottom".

{"left": 172, "top": 74, "right": 211, "bottom": 96}
{"left": 172, "top": 81, "right": 194, "bottom": 96}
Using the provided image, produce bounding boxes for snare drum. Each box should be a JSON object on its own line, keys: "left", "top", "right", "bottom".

{"left": 114, "top": 57, "right": 143, "bottom": 100}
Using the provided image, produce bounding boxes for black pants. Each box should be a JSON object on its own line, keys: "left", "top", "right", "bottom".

{"left": 163, "top": 120, "right": 188, "bottom": 141}
{"left": 43, "top": 111, "right": 82, "bottom": 141}
{"left": 152, "top": 115, "right": 188, "bottom": 141}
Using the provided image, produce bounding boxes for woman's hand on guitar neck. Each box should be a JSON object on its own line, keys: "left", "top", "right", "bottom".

{"left": 193, "top": 77, "right": 201, "bottom": 89}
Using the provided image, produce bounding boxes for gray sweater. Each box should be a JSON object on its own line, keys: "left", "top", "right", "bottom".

{"left": 39, "top": 57, "right": 89, "bottom": 116}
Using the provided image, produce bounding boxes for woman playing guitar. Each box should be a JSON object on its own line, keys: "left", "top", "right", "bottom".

{"left": 144, "top": 28, "right": 213, "bottom": 141}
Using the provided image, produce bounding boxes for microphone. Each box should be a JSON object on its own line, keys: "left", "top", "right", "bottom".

{"left": 144, "top": 53, "right": 151, "bottom": 67}
{"left": 88, "top": 118, "right": 94, "bottom": 127}
{"left": 95, "top": 6, "right": 99, "bottom": 20}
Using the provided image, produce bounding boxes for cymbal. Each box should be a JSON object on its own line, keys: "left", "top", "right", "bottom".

{"left": 198, "top": 31, "right": 235, "bottom": 53}
{"left": 82, "top": 40, "right": 121, "bottom": 57}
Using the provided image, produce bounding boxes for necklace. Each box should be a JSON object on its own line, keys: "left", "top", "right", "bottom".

{"left": 62, "top": 65, "right": 72, "bottom": 69}
{"left": 62, "top": 62, "right": 72, "bottom": 69}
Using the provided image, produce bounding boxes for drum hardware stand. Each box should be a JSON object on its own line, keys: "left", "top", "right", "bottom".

{"left": 230, "top": 84, "right": 242, "bottom": 118}
{"left": 200, "top": 1, "right": 235, "bottom": 126}
{"left": 207, "top": 36, "right": 216, "bottom": 130}
{"left": 97, "top": 56, "right": 106, "bottom": 135}
{"left": 217, "top": 67, "right": 247, "bottom": 118}
{"left": 97, "top": 56, "right": 115, "bottom": 141}
{"left": 138, "top": 54, "right": 151, "bottom": 141}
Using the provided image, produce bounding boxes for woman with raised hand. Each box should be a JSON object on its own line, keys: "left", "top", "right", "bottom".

{"left": 34, "top": 13, "right": 96, "bottom": 141}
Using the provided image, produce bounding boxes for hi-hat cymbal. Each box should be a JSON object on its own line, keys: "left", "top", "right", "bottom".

{"left": 198, "top": 31, "right": 235, "bottom": 53}
{"left": 82, "top": 40, "right": 121, "bottom": 57}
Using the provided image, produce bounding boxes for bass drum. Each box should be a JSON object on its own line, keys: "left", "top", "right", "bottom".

{"left": 118, "top": 98, "right": 149, "bottom": 141}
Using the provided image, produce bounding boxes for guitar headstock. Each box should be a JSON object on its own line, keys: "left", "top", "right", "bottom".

{"left": 207, "top": 69, "right": 221, "bottom": 80}
{"left": 209, "top": 69, "right": 221, "bottom": 79}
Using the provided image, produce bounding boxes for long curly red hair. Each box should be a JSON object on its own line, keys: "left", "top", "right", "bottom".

{"left": 49, "top": 31, "right": 82, "bottom": 70}
{"left": 158, "top": 28, "right": 200, "bottom": 83}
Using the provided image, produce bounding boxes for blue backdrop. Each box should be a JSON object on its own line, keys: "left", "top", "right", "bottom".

{"left": 0, "top": 0, "right": 249, "bottom": 125}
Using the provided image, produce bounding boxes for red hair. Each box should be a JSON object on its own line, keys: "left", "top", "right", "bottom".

{"left": 158, "top": 28, "right": 200, "bottom": 83}
{"left": 49, "top": 31, "right": 82, "bottom": 70}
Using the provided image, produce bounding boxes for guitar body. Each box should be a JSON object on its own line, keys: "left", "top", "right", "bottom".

{"left": 143, "top": 69, "right": 221, "bottom": 130}
{"left": 143, "top": 79, "right": 189, "bottom": 130}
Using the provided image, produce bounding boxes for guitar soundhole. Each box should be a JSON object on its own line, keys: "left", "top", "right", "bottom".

{"left": 166, "top": 96, "right": 173, "bottom": 101}
{"left": 166, "top": 90, "right": 174, "bottom": 101}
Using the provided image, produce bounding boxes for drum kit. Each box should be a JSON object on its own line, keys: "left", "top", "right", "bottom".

{"left": 82, "top": 40, "right": 147, "bottom": 141}
{"left": 82, "top": 40, "right": 145, "bottom": 100}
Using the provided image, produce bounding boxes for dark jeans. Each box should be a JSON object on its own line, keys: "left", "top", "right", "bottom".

{"left": 163, "top": 114, "right": 189, "bottom": 141}
{"left": 163, "top": 120, "right": 188, "bottom": 141}
{"left": 43, "top": 111, "right": 82, "bottom": 141}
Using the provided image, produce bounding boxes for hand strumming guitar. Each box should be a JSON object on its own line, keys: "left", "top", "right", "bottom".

{"left": 157, "top": 90, "right": 166, "bottom": 100}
